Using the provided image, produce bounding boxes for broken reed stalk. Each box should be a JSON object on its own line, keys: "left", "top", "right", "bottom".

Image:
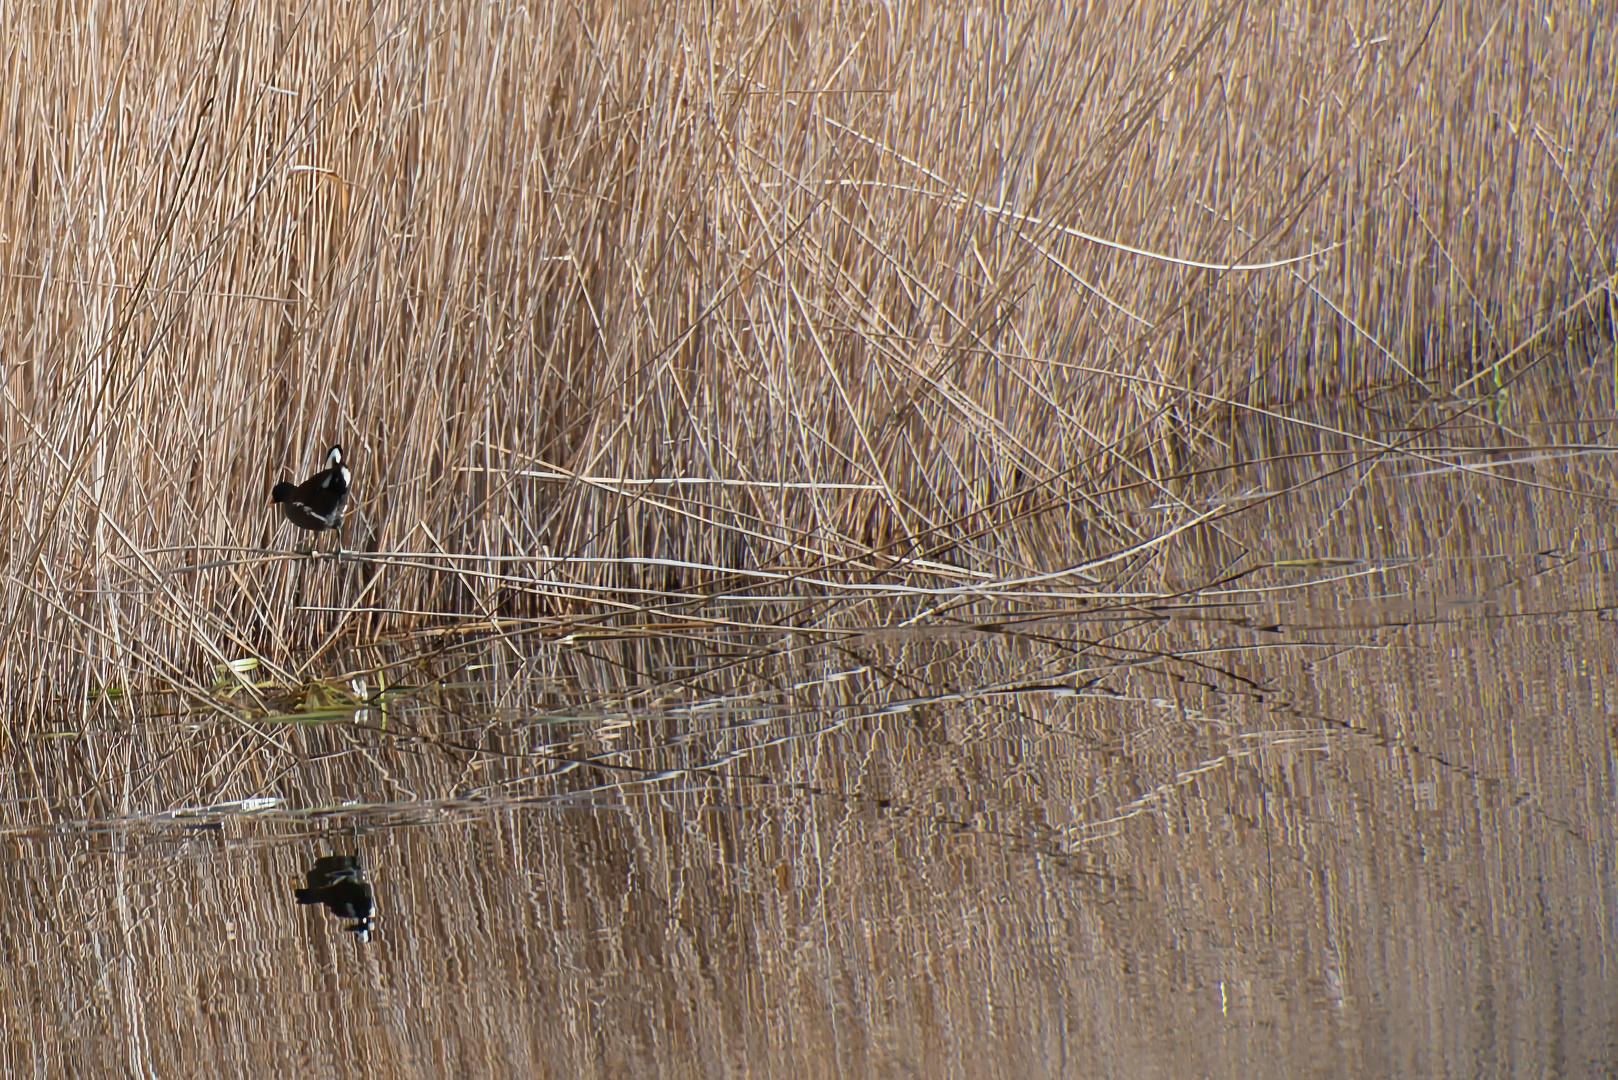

{"left": 0, "top": 0, "right": 1613, "bottom": 718}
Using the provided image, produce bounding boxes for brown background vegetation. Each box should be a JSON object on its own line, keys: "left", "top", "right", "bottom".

{"left": 1, "top": 0, "right": 1613, "bottom": 712}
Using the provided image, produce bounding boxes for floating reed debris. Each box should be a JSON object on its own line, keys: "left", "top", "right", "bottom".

{"left": 0, "top": 0, "right": 1613, "bottom": 717}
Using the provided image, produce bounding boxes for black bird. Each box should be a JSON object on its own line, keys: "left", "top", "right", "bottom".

{"left": 295, "top": 855, "right": 374, "bottom": 939}
{"left": 272, "top": 445, "right": 350, "bottom": 534}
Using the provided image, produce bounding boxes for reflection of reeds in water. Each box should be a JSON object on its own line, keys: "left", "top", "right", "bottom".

{"left": 5, "top": 576, "right": 1610, "bottom": 1074}
{"left": 1, "top": 0, "right": 1613, "bottom": 714}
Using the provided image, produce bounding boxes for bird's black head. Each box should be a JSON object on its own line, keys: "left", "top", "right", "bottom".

{"left": 271, "top": 481, "right": 296, "bottom": 504}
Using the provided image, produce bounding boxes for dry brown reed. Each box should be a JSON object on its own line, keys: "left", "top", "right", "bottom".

{"left": 1, "top": 0, "right": 1613, "bottom": 718}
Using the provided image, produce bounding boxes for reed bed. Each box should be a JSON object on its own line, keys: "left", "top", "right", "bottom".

{"left": 1, "top": 0, "right": 1613, "bottom": 719}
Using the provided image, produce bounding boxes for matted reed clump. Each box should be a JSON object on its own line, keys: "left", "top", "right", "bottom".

{"left": 0, "top": 0, "right": 1613, "bottom": 715}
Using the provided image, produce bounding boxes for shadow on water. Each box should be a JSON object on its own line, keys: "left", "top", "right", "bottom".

{"left": 2, "top": 368, "right": 1616, "bottom": 1077}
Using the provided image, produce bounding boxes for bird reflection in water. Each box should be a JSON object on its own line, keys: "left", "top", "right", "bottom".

{"left": 295, "top": 855, "right": 375, "bottom": 941}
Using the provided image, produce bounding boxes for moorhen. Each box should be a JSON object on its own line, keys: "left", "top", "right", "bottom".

{"left": 272, "top": 445, "right": 350, "bottom": 535}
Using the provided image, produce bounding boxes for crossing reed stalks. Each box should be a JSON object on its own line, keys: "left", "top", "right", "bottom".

{"left": 1, "top": 0, "right": 1613, "bottom": 718}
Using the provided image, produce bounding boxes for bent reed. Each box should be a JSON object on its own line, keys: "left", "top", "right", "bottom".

{"left": 1, "top": 0, "right": 1613, "bottom": 719}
